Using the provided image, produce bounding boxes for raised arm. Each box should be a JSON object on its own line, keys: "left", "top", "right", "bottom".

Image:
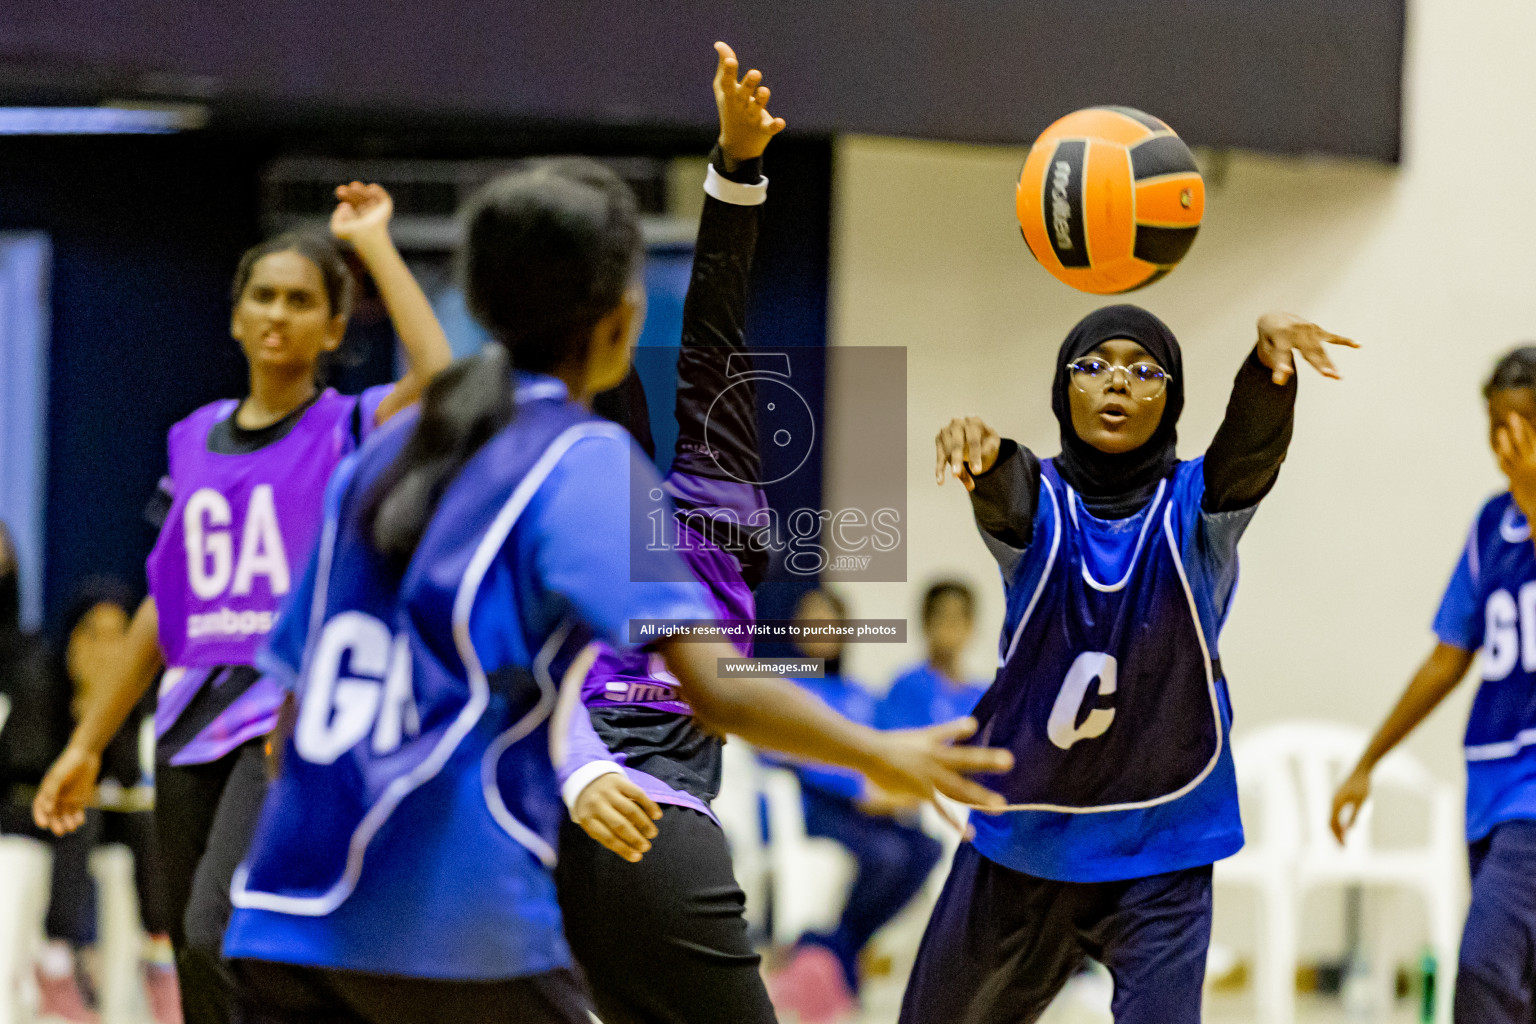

{"left": 1204, "top": 312, "right": 1356, "bottom": 512}
{"left": 666, "top": 43, "right": 784, "bottom": 589}
{"left": 329, "top": 183, "right": 453, "bottom": 425}
{"left": 671, "top": 43, "right": 778, "bottom": 484}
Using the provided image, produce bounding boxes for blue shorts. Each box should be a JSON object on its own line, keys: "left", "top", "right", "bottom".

{"left": 899, "top": 843, "right": 1212, "bottom": 1024}
{"left": 1456, "top": 819, "right": 1536, "bottom": 1023}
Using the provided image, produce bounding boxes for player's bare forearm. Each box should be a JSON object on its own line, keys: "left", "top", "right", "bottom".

{"left": 356, "top": 236, "right": 453, "bottom": 424}
{"left": 1354, "top": 642, "right": 1474, "bottom": 774}
{"left": 659, "top": 639, "right": 885, "bottom": 772}
{"left": 659, "top": 639, "right": 1009, "bottom": 808}
{"left": 68, "top": 596, "right": 164, "bottom": 756}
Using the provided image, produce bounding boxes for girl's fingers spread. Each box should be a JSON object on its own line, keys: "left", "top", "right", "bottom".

{"left": 770, "top": 117, "right": 787, "bottom": 134}
{"left": 1327, "top": 334, "right": 1361, "bottom": 348}
{"left": 935, "top": 744, "right": 1014, "bottom": 774}
{"left": 742, "top": 69, "right": 762, "bottom": 90}
{"left": 1302, "top": 345, "right": 1339, "bottom": 380}
{"left": 921, "top": 716, "right": 978, "bottom": 744}
{"left": 755, "top": 86, "right": 771, "bottom": 104}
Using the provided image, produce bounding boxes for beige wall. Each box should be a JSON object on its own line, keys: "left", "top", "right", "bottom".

{"left": 823, "top": 0, "right": 1536, "bottom": 795}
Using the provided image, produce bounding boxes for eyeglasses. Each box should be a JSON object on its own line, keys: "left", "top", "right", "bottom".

{"left": 1066, "top": 357, "right": 1171, "bottom": 402}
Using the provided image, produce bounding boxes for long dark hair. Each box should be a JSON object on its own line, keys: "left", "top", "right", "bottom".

{"left": 364, "top": 158, "right": 642, "bottom": 564}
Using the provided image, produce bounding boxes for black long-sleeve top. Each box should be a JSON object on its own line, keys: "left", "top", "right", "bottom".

{"left": 971, "top": 347, "right": 1297, "bottom": 549}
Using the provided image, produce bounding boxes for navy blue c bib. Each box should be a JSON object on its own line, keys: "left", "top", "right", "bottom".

{"left": 975, "top": 462, "right": 1223, "bottom": 812}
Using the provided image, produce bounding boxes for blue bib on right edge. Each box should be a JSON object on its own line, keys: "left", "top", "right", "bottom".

{"left": 969, "top": 459, "right": 1244, "bottom": 883}
{"left": 1454, "top": 495, "right": 1536, "bottom": 841}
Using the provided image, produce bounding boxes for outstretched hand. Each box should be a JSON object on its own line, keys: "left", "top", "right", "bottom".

{"left": 1495, "top": 412, "right": 1536, "bottom": 522}
{"left": 330, "top": 181, "right": 394, "bottom": 246}
{"left": 713, "top": 41, "right": 786, "bottom": 165}
{"left": 861, "top": 717, "right": 1012, "bottom": 836}
{"left": 935, "top": 416, "right": 1001, "bottom": 491}
{"left": 1255, "top": 312, "right": 1359, "bottom": 385}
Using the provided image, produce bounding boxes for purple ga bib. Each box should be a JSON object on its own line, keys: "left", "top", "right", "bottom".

{"left": 146, "top": 390, "right": 360, "bottom": 668}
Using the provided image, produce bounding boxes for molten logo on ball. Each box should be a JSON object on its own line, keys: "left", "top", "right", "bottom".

{"left": 1050, "top": 160, "right": 1074, "bottom": 251}
{"left": 1017, "top": 106, "right": 1205, "bottom": 294}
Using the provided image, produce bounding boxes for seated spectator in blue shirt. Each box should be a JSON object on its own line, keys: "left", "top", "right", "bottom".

{"left": 764, "top": 588, "right": 942, "bottom": 1019}
{"left": 877, "top": 580, "right": 987, "bottom": 732}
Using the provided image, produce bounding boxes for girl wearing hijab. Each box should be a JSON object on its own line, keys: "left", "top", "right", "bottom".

{"left": 221, "top": 149, "right": 1008, "bottom": 1024}
{"left": 904, "top": 307, "right": 1356, "bottom": 1024}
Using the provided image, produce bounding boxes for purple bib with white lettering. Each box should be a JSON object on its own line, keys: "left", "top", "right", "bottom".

{"left": 146, "top": 390, "right": 362, "bottom": 669}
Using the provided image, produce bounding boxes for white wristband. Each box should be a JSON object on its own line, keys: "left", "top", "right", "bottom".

{"left": 561, "top": 760, "right": 627, "bottom": 812}
{"left": 704, "top": 164, "right": 768, "bottom": 207}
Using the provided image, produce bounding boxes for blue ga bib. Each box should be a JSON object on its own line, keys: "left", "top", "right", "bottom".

{"left": 227, "top": 388, "right": 604, "bottom": 979}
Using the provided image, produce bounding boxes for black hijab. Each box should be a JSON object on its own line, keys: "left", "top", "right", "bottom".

{"left": 1051, "top": 304, "right": 1184, "bottom": 518}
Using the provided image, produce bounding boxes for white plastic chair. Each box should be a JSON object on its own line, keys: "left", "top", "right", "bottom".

{"left": 0, "top": 836, "right": 50, "bottom": 1024}
{"left": 1214, "top": 720, "right": 1463, "bottom": 1024}
{"left": 759, "top": 767, "right": 964, "bottom": 948}
{"left": 714, "top": 739, "right": 769, "bottom": 934}
{"left": 761, "top": 768, "right": 857, "bottom": 945}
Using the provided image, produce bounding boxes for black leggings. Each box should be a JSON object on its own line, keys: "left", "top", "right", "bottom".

{"left": 154, "top": 741, "right": 269, "bottom": 1024}
{"left": 232, "top": 961, "right": 590, "bottom": 1024}
{"left": 555, "top": 805, "right": 777, "bottom": 1024}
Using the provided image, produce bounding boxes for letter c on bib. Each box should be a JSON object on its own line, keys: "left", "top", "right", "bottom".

{"left": 1048, "top": 652, "right": 1118, "bottom": 750}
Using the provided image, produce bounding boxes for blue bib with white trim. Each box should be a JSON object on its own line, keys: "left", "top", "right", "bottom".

{"left": 969, "top": 459, "right": 1244, "bottom": 882}
{"left": 1457, "top": 495, "right": 1536, "bottom": 840}
{"left": 226, "top": 388, "right": 601, "bottom": 979}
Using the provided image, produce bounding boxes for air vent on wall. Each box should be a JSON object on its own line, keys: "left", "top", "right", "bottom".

{"left": 260, "top": 155, "right": 694, "bottom": 251}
